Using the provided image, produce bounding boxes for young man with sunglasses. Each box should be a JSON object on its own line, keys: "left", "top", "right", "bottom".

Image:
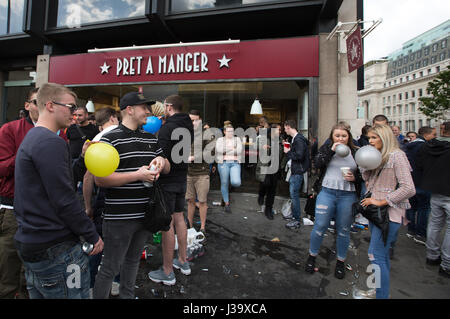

{"left": 13, "top": 83, "right": 103, "bottom": 299}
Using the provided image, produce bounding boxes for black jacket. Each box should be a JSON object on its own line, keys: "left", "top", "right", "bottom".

{"left": 404, "top": 137, "right": 426, "bottom": 186}
{"left": 286, "top": 133, "right": 310, "bottom": 175}
{"left": 158, "top": 113, "right": 194, "bottom": 185}
{"left": 313, "top": 142, "right": 363, "bottom": 197}
{"left": 416, "top": 138, "right": 450, "bottom": 196}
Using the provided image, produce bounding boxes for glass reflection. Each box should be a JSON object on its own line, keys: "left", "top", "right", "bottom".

{"left": 9, "top": 0, "right": 25, "bottom": 34}
{"left": 0, "top": 0, "right": 25, "bottom": 35}
{"left": 170, "top": 0, "right": 287, "bottom": 13}
{"left": 57, "top": 0, "right": 145, "bottom": 27}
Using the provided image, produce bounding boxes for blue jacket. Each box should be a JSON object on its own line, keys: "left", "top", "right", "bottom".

{"left": 286, "top": 133, "right": 310, "bottom": 175}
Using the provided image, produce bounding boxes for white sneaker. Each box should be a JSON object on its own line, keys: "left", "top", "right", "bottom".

{"left": 257, "top": 205, "right": 265, "bottom": 213}
{"left": 355, "top": 214, "right": 369, "bottom": 226}
{"left": 111, "top": 281, "right": 120, "bottom": 296}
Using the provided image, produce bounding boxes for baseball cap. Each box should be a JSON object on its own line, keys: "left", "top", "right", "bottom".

{"left": 119, "top": 92, "right": 155, "bottom": 110}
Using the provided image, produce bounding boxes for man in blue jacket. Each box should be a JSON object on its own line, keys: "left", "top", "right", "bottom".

{"left": 283, "top": 119, "right": 310, "bottom": 230}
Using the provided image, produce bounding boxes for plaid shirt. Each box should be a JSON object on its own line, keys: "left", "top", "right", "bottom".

{"left": 363, "top": 150, "right": 416, "bottom": 224}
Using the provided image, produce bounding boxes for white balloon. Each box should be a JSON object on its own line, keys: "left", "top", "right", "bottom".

{"left": 335, "top": 144, "right": 350, "bottom": 157}
{"left": 355, "top": 145, "right": 382, "bottom": 170}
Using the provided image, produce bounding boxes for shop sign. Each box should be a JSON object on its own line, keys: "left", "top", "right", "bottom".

{"left": 49, "top": 37, "right": 319, "bottom": 85}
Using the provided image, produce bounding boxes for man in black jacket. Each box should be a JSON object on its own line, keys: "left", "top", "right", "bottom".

{"left": 14, "top": 83, "right": 103, "bottom": 299}
{"left": 404, "top": 127, "right": 435, "bottom": 244}
{"left": 148, "top": 95, "right": 194, "bottom": 285}
{"left": 416, "top": 122, "right": 450, "bottom": 278}
{"left": 283, "top": 119, "right": 310, "bottom": 230}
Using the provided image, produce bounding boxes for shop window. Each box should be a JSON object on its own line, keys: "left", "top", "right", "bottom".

{"left": 0, "top": 0, "right": 25, "bottom": 35}
{"left": 54, "top": 0, "right": 145, "bottom": 28}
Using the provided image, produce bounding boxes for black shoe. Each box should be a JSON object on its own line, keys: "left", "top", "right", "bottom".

{"left": 305, "top": 255, "right": 316, "bottom": 274}
{"left": 335, "top": 260, "right": 345, "bottom": 279}
{"left": 264, "top": 207, "right": 274, "bottom": 220}
{"left": 426, "top": 256, "right": 441, "bottom": 266}
{"left": 224, "top": 205, "right": 232, "bottom": 214}
{"left": 439, "top": 266, "right": 450, "bottom": 278}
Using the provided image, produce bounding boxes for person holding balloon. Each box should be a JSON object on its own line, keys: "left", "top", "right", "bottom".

{"left": 305, "top": 123, "right": 362, "bottom": 279}
{"left": 356, "top": 124, "right": 415, "bottom": 299}
{"left": 91, "top": 92, "right": 170, "bottom": 299}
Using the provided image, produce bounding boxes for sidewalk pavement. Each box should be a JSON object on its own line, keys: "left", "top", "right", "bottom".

{"left": 134, "top": 190, "right": 449, "bottom": 299}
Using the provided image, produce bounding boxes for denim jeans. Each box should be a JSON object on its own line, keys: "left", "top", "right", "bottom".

{"left": 309, "top": 187, "right": 357, "bottom": 260}
{"left": 426, "top": 194, "right": 450, "bottom": 270}
{"left": 218, "top": 161, "right": 241, "bottom": 203}
{"left": 93, "top": 219, "right": 149, "bottom": 299}
{"left": 406, "top": 187, "right": 431, "bottom": 237}
{"left": 368, "top": 221, "right": 401, "bottom": 299}
{"left": 19, "top": 243, "right": 90, "bottom": 299}
{"left": 289, "top": 174, "right": 304, "bottom": 221}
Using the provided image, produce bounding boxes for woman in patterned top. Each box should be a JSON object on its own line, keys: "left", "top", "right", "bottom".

{"left": 358, "top": 124, "right": 415, "bottom": 299}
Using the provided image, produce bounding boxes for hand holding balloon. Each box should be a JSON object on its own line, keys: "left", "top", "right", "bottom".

{"left": 335, "top": 144, "right": 350, "bottom": 157}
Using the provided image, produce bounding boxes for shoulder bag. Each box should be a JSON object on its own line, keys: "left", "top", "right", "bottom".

{"left": 143, "top": 181, "right": 172, "bottom": 233}
{"left": 352, "top": 169, "right": 390, "bottom": 244}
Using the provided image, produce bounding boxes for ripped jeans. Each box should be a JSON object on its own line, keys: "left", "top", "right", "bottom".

{"left": 309, "top": 187, "right": 357, "bottom": 260}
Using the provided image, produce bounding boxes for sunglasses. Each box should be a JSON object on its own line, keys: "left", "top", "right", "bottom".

{"left": 52, "top": 101, "right": 77, "bottom": 112}
{"left": 28, "top": 99, "right": 37, "bottom": 105}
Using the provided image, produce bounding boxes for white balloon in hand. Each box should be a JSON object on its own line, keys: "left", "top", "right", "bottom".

{"left": 355, "top": 145, "right": 382, "bottom": 170}
{"left": 335, "top": 144, "right": 350, "bottom": 157}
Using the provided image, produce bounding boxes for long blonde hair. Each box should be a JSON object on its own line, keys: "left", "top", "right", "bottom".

{"left": 367, "top": 124, "right": 400, "bottom": 169}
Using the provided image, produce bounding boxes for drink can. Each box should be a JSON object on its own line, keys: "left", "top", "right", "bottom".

{"left": 153, "top": 232, "right": 162, "bottom": 244}
{"left": 82, "top": 242, "right": 94, "bottom": 254}
{"left": 144, "top": 164, "right": 157, "bottom": 187}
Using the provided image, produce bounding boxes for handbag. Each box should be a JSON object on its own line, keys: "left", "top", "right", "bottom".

{"left": 143, "top": 181, "right": 172, "bottom": 233}
{"left": 352, "top": 170, "right": 390, "bottom": 244}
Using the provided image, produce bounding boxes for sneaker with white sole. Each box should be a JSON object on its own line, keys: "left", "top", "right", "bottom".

{"left": 148, "top": 267, "right": 176, "bottom": 286}
{"left": 352, "top": 288, "right": 376, "bottom": 299}
{"left": 110, "top": 281, "right": 120, "bottom": 296}
{"left": 173, "top": 258, "right": 191, "bottom": 275}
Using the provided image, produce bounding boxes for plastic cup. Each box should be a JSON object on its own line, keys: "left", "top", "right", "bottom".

{"left": 284, "top": 142, "right": 290, "bottom": 150}
{"left": 340, "top": 167, "right": 351, "bottom": 177}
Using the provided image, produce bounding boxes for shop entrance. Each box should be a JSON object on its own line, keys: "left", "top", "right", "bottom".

{"left": 71, "top": 80, "right": 310, "bottom": 196}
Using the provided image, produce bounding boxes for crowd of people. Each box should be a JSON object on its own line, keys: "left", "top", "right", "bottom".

{"left": 0, "top": 84, "right": 448, "bottom": 300}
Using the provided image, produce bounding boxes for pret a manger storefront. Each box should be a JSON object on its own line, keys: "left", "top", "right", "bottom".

{"left": 48, "top": 37, "right": 319, "bottom": 194}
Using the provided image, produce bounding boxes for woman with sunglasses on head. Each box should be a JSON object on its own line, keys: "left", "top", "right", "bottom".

{"left": 215, "top": 124, "right": 243, "bottom": 214}
{"left": 356, "top": 124, "right": 415, "bottom": 299}
{"left": 305, "top": 123, "right": 362, "bottom": 279}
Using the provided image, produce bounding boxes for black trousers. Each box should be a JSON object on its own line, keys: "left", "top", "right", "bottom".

{"left": 258, "top": 174, "right": 279, "bottom": 210}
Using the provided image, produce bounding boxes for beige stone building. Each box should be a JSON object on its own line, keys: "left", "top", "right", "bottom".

{"left": 358, "top": 20, "right": 450, "bottom": 136}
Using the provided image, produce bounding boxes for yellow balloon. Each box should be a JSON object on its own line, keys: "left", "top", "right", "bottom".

{"left": 84, "top": 143, "right": 120, "bottom": 177}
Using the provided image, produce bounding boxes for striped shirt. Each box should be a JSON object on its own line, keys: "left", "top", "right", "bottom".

{"left": 100, "top": 124, "right": 165, "bottom": 221}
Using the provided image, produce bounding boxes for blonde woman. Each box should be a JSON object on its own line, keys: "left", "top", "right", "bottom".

{"left": 357, "top": 124, "right": 415, "bottom": 299}
{"left": 215, "top": 125, "right": 243, "bottom": 213}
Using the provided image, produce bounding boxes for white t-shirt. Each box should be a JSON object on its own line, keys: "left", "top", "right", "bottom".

{"left": 92, "top": 125, "right": 118, "bottom": 142}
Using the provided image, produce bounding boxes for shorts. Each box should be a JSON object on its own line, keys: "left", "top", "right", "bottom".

{"left": 186, "top": 175, "right": 210, "bottom": 203}
{"left": 161, "top": 182, "right": 187, "bottom": 214}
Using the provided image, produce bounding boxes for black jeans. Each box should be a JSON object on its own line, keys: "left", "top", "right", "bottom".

{"left": 258, "top": 174, "right": 279, "bottom": 210}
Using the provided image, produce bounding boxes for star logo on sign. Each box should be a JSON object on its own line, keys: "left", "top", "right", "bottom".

{"left": 217, "top": 54, "right": 232, "bottom": 69}
{"left": 100, "top": 62, "right": 111, "bottom": 74}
